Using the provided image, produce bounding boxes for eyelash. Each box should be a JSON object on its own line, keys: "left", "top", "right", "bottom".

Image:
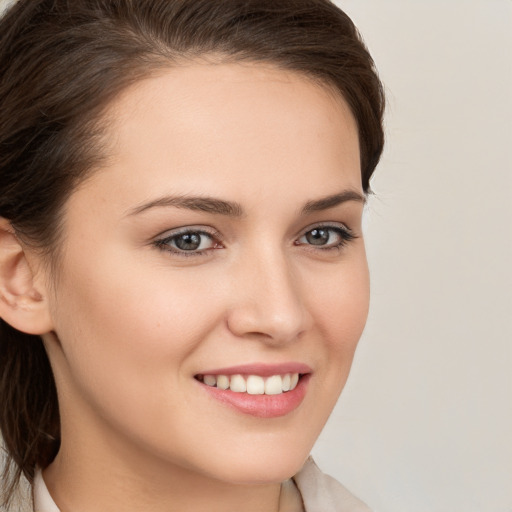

{"left": 153, "top": 224, "right": 356, "bottom": 257}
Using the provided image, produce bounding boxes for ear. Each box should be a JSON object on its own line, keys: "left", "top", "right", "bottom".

{"left": 0, "top": 218, "right": 53, "bottom": 335}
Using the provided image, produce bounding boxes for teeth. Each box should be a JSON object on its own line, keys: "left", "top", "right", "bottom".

{"left": 246, "top": 375, "right": 265, "bottom": 395}
{"left": 216, "top": 375, "right": 230, "bottom": 390}
{"left": 204, "top": 375, "right": 217, "bottom": 387}
{"left": 230, "top": 374, "right": 247, "bottom": 393}
{"left": 200, "top": 373, "right": 301, "bottom": 395}
{"left": 265, "top": 375, "right": 283, "bottom": 395}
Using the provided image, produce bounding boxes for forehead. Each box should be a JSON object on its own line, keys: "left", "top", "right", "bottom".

{"left": 104, "top": 62, "right": 359, "bottom": 184}
{"left": 71, "top": 62, "right": 362, "bottom": 219}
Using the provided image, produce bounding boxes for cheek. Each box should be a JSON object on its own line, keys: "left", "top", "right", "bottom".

{"left": 309, "top": 255, "right": 370, "bottom": 350}
{"left": 48, "top": 251, "right": 235, "bottom": 463}
{"left": 57, "top": 246, "right": 213, "bottom": 343}
{"left": 49, "top": 247, "right": 221, "bottom": 409}
{"left": 283, "top": 254, "right": 369, "bottom": 452}
{"left": 303, "top": 251, "right": 370, "bottom": 408}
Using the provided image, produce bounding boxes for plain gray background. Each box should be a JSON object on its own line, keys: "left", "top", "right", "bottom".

{"left": 1, "top": 0, "right": 510, "bottom": 511}
{"left": 312, "top": 2, "right": 512, "bottom": 511}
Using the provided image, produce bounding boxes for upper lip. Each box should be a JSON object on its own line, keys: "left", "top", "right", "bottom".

{"left": 196, "top": 362, "right": 312, "bottom": 377}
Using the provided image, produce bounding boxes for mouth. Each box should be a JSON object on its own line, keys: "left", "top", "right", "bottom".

{"left": 194, "top": 372, "right": 302, "bottom": 395}
{"left": 194, "top": 364, "right": 311, "bottom": 418}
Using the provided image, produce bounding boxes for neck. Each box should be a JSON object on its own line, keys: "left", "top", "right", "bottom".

{"left": 43, "top": 430, "right": 282, "bottom": 512}
{"left": 44, "top": 453, "right": 282, "bottom": 512}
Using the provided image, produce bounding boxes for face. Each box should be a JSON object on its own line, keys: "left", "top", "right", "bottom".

{"left": 42, "top": 62, "right": 369, "bottom": 485}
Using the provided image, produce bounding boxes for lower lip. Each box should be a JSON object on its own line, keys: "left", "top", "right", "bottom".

{"left": 198, "top": 375, "right": 310, "bottom": 418}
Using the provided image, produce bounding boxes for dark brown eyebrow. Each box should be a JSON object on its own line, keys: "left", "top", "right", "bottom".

{"left": 127, "top": 195, "right": 244, "bottom": 217}
{"left": 127, "top": 189, "right": 364, "bottom": 218}
{"left": 300, "top": 190, "right": 365, "bottom": 214}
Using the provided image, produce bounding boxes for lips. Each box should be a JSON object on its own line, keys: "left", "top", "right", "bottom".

{"left": 195, "top": 363, "right": 311, "bottom": 418}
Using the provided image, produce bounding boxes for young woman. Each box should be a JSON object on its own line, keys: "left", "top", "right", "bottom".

{"left": 0, "top": 1, "right": 385, "bottom": 511}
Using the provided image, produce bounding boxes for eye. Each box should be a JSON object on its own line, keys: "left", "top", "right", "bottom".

{"left": 154, "top": 229, "right": 221, "bottom": 255}
{"left": 296, "top": 225, "right": 355, "bottom": 250}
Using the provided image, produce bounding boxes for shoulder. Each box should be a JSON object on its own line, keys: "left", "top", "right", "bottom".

{"left": 293, "top": 457, "right": 372, "bottom": 512}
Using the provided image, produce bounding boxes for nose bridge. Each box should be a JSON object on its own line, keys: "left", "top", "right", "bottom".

{"left": 227, "top": 242, "right": 310, "bottom": 343}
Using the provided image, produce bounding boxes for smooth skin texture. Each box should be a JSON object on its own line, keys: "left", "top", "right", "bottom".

{"left": 6, "top": 62, "right": 369, "bottom": 512}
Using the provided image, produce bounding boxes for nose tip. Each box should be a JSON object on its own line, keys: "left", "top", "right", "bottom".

{"left": 227, "top": 302, "right": 307, "bottom": 344}
{"left": 226, "top": 258, "right": 311, "bottom": 344}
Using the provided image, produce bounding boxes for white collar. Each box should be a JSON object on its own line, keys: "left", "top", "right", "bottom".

{"left": 33, "top": 468, "right": 60, "bottom": 512}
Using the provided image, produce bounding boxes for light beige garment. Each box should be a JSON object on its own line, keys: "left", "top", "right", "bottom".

{"left": 279, "top": 477, "right": 305, "bottom": 512}
{"left": 25, "top": 457, "right": 371, "bottom": 512}
{"left": 293, "top": 457, "right": 372, "bottom": 512}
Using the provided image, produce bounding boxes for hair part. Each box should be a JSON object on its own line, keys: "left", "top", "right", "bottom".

{"left": 0, "top": 0, "right": 384, "bottom": 505}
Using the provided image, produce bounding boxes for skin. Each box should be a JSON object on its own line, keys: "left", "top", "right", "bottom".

{"left": 31, "top": 62, "right": 370, "bottom": 512}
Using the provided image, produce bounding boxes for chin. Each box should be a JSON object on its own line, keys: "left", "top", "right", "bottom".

{"left": 216, "top": 460, "right": 306, "bottom": 486}
{"left": 198, "top": 436, "right": 315, "bottom": 485}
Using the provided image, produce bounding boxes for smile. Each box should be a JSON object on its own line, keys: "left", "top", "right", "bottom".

{"left": 195, "top": 364, "right": 311, "bottom": 418}
{"left": 196, "top": 373, "right": 301, "bottom": 395}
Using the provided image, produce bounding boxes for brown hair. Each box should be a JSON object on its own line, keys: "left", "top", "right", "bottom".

{"left": 0, "top": 0, "right": 384, "bottom": 505}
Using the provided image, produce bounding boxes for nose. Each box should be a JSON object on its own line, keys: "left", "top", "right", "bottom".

{"left": 226, "top": 248, "right": 312, "bottom": 344}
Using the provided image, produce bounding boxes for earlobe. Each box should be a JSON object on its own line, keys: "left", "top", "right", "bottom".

{"left": 0, "top": 218, "right": 53, "bottom": 335}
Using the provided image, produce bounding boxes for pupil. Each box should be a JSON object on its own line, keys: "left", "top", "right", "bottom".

{"left": 306, "top": 229, "right": 328, "bottom": 245}
{"left": 176, "top": 233, "right": 201, "bottom": 251}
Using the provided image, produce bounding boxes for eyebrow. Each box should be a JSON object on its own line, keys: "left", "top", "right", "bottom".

{"left": 300, "top": 190, "right": 366, "bottom": 214}
{"left": 127, "top": 195, "right": 244, "bottom": 217}
{"left": 127, "top": 189, "right": 365, "bottom": 218}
